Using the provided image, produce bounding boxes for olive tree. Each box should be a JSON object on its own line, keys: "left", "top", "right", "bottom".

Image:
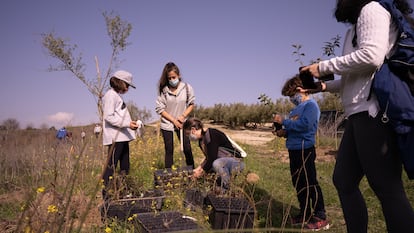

{"left": 41, "top": 11, "right": 132, "bottom": 122}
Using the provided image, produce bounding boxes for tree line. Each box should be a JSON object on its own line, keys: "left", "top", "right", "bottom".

{"left": 191, "top": 92, "right": 343, "bottom": 129}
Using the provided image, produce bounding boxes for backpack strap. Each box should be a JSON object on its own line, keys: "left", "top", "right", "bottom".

{"left": 185, "top": 82, "right": 189, "bottom": 105}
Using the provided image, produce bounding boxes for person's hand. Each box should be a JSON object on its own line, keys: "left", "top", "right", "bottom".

{"left": 130, "top": 121, "right": 139, "bottom": 130}
{"left": 300, "top": 63, "right": 320, "bottom": 78}
{"left": 173, "top": 119, "right": 183, "bottom": 129}
{"left": 276, "top": 129, "right": 287, "bottom": 138}
{"left": 192, "top": 166, "right": 204, "bottom": 180}
{"left": 177, "top": 115, "right": 186, "bottom": 124}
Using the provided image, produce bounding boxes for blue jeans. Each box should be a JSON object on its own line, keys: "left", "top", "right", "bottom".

{"left": 212, "top": 157, "right": 244, "bottom": 189}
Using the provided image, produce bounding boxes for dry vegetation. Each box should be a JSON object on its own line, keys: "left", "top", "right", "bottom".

{"left": 0, "top": 122, "right": 412, "bottom": 232}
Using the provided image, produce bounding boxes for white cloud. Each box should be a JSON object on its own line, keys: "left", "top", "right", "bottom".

{"left": 47, "top": 112, "right": 75, "bottom": 126}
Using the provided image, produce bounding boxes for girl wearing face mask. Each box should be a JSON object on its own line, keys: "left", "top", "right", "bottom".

{"left": 273, "top": 74, "right": 329, "bottom": 230}
{"left": 182, "top": 117, "right": 245, "bottom": 192}
{"left": 155, "top": 62, "right": 195, "bottom": 169}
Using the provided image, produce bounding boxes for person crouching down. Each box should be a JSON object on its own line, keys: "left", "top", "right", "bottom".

{"left": 182, "top": 117, "right": 244, "bottom": 191}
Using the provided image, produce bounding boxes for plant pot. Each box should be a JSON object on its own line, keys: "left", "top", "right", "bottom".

{"left": 135, "top": 211, "right": 199, "bottom": 232}
{"left": 206, "top": 194, "right": 255, "bottom": 231}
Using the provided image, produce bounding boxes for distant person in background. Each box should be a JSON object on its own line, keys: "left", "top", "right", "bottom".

{"left": 94, "top": 124, "right": 102, "bottom": 139}
{"left": 101, "top": 70, "right": 139, "bottom": 200}
{"left": 300, "top": 0, "right": 414, "bottom": 232}
{"left": 66, "top": 131, "right": 73, "bottom": 143}
{"left": 56, "top": 127, "right": 67, "bottom": 141}
{"left": 81, "top": 130, "right": 86, "bottom": 143}
{"left": 273, "top": 75, "right": 329, "bottom": 230}
{"left": 155, "top": 62, "right": 195, "bottom": 168}
{"left": 182, "top": 117, "right": 245, "bottom": 192}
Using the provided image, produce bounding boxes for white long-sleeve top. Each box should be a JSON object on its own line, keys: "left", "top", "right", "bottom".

{"left": 102, "top": 88, "right": 136, "bottom": 145}
{"left": 319, "top": 1, "right": 398, "bottom": 118}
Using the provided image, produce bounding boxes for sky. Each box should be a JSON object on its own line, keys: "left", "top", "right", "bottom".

{"left": 1, "top": 0, "right": 349, "bottom": 129}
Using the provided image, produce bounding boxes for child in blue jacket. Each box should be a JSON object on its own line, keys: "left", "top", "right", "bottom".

{"left": 273, "top": 74, "right": 329, "bottom": 230}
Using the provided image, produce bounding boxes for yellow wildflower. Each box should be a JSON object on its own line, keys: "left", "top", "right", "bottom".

{"left": 105, "top": 227, "right": 112, "bottom": 233}
{"left": 36, "top": 187, "right": 45, "bottom": 193}
{"left": 47, "top": 205, "right": 58, "bottom": 213}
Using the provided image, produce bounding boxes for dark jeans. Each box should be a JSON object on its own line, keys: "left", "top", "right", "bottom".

{"left": 333, "top": 111, "right": 414, "bottom": 233}
{"left": 102, "top": 141, "right": 130, "bottom": 187}
{"left": 289, "top": 146, "right": 326, "bottom": 219}
{"left": 161, "top": 129, "right": 194, "bottom": 168}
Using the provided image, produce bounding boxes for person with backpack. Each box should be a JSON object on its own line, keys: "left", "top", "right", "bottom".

{"left": 273, "top": 75, "right": 329, "bottom": 231}
{"left": 182, "top": 117, "right": 245, "bottom": 192}
{"left": 300, "top": 0, "right": 414, "bottom": 232}
{"left": 101, "top": 70, "right": 140, "bottom": 200}
{"left": 155, "top": 62, "right": 195, "bottom": 169}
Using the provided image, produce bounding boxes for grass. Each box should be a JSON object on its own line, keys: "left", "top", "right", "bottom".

{"left": 0, "top": 124, "right": 413, "bottom": 232}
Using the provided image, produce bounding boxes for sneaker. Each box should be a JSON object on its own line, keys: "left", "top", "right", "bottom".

{"left": 306, "top": 216, "right": 330, "bottom": 231}
{"left": 290, "top": 215, "right": 309, "bottom": 226}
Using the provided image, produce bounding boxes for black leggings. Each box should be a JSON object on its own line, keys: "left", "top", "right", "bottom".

{"left": 102, "top": 141, "right": 130, "bottom": 187}
{"left": 161, "top": 129, "right": 194, "bottom": 168}
{"left": 289, "top": 146, "right": 326, "bottom": 219}
{"left": 333, "top": 111, "right": 414, "bottom": 233}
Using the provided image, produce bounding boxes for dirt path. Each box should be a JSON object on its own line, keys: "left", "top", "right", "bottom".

{"left": 204, "top": 123, "right": 337, "bottom": 163}
{"left": 204, "top": 123, "right": 275, "bottom": 146}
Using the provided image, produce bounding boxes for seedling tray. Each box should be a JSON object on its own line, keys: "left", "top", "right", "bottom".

{"left": 101, "top": 190, "right": 165, "bottom": 222}
{"left": 206, "top": 194, "right": 255, "bottom": 230}
{"left": 153, "top": 166, "right": 193, "bottom": 190}
{"left": 135, "top": 211, "right": 199, "bottom": 232}
{"left": 184, "top": 188, "right": 207, "bottom": 210}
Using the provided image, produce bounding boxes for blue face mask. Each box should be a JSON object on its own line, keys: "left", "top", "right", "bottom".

{"left": 169, "top": 78, "right": 179, "bottom": 87}
{"left": 290, "top": 93, "right": 302, "bottom": 106}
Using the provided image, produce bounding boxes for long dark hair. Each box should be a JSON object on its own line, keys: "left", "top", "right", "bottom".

{"left": 335, "top": 0, "right": 414, "bottom": 26}
{"left": 157, "top": 62, "right": 182, "bottom": 95}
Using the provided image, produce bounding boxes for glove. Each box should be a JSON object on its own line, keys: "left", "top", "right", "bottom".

{"left": 136, "top": 120, "right": 143, "bottom": 128}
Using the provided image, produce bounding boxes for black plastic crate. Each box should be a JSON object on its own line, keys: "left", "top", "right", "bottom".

{"left": 153, "top": 166, "right": 193, "bottom": 190}
{"left": 206, "top": 194, "right": 255, "bottom": 231}
{"left": 100, "top": 190, "right": 165, "bottom": 222}
{"left": 135, "top": 211, "right": 199, "bottom": 233}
